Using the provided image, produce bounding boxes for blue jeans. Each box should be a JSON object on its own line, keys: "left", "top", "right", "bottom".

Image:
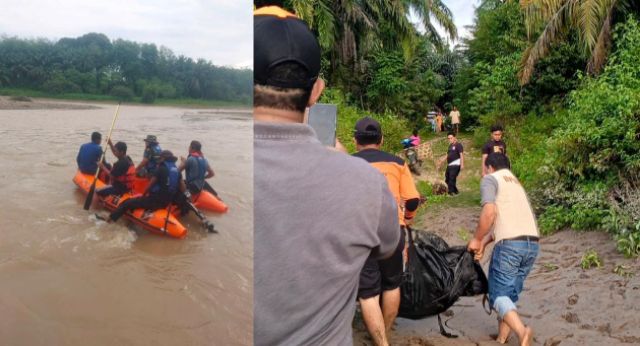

{"left": 489, "top": 239, "right": 539, "bottom": 318}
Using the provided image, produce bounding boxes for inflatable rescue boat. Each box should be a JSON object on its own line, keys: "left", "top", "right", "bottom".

{"left": 132, "top": 177, "right": 228, "bottom": 213}
{"left": 73, "top": 171, "right": 187, "bottom": 239}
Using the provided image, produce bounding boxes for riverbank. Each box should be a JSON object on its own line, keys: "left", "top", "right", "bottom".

{"left": 0, "top": 95, "right": 252, "bottom": 113}
{"left": 0, "top": 89, "right": 250, "bottom": 109}
{"left": 354, "top": 132, "right": 640, "bottom": 345}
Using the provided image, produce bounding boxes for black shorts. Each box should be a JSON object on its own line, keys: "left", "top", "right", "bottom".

{"left": 358, "top": 227, "right": 406, "bottom": 299}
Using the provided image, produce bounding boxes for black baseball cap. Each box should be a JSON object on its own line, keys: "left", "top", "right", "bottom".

{"left": 159, "top": 150, "right": 177, "bottom": 162}
{"left": 254, "top": 6, "right": 321, "bottom": 89}
{"left": 354, "top": 117, "right": 382, "bottom": 138}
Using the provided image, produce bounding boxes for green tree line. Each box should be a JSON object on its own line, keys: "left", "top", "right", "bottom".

{"left": 0, "top": 32, "right": 252, "bottom": 104}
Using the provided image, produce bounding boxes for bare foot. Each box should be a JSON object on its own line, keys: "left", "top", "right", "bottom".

{"left": 520, "top": 326, "right": 533, "bottom": 346}
{"left": 496, "top": 336, "right": 509, "bottom": 344}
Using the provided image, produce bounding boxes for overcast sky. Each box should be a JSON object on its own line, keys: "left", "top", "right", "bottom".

{"left": 443, "top": 0, "right": 479, "bottom": 42}
{"left": 411, "top": 0, "right": 479, "bottom": 45}
{"left": 0, "top": 0, "right": 252, "bottom": 68}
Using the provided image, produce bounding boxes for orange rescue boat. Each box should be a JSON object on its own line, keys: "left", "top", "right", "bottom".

{"left": 132, "top": 177, "right": 228, "bottom": 213}
{"left": 74, "top": 171, "right": 187, "bottom": 239}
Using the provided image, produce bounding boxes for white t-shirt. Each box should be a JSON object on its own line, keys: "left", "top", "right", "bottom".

{"left": 450, "top": 110, "right": 461, "bottom": 124}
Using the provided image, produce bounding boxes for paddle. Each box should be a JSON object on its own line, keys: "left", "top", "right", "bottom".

{"left": 83, "top": 103, "right": 121, "bottom": 210}
{"left": 183, "top": 194, "right": 216, "bottom": 233}
{"left": 203, "top": 181, "right": 220, "bottom": 198}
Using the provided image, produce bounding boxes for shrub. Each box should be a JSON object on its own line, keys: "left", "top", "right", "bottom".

{"left": 110, "top": 85, "right": 134, "bottom": 101}
{"left": 321, "top": 88, "right": 412, "bottom": 154}
{"left": 581, "top": 249, "right": 602, "bottom": 269}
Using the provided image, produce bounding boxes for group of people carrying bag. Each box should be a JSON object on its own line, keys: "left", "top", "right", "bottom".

{"left": 254, "top": 3, "right": 539, "bottom": 346}
{"left": 76, "top": 132, "right": 214, "bottom": 222}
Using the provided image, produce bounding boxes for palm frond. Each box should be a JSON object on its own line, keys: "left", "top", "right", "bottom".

{"left": 587, "top": 0, "right": 618, "bottom": 74}
{"left": 519, "top": 0, "right": 571, "bottom": 85}
{"left": 579, "top": 0, "right": 606, "bottom": 52}
{"left": 431, "top": 0, "right": 458, "bottom": 40}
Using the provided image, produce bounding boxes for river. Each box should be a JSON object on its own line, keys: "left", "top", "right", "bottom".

{"left": 0, "top": 100, "right": 252, "bottom": 345}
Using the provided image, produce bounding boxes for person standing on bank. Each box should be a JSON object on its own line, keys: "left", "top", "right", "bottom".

{"left": 468, "top": 153, "right": 538, "bottom": 346}
{"left": 481, "top": 125, "right": 507, "bottom": 177}
{"left": 353, "top": 117, "right": 421, "bottom": 346}
{"left": 449, "top": 106, "right": 461, "bottom": 135}
{"left": 445, "top": 132, "right": 464, "bottom": 195}
{"left": 253, "top": 5, "right": 401, "bottom": 346}
{"left": 178, "top": 140, "right": 214, "bottom": 195}
{"left": 436, "top": 111, "right": 444, "bottom": 133}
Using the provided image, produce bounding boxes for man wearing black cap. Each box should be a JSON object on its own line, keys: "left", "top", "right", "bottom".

{"left": 135, "top": 135, "right": 163, "bottom": 177}
{"left": 254, "top": 5, "right": 400, "bottom": 346}
{"left": 353, "top": 117, "right": 421, "bottom": 345}
{"left": 105, "top": 150, "right": 179, "bottom": 223}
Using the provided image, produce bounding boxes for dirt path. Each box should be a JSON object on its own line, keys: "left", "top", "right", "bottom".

{"left": 354, "top": 133, "right": 640, "bottom": 345}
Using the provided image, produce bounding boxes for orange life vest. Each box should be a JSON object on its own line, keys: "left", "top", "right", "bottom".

{"left": 113, "top": 161, "right": 136, "bottom": 191}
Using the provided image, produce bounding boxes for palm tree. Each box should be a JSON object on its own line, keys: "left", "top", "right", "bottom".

{"left": 287, "top": 0, "right": 457, "bottom": 65}
{"left": 519, "top": 0, "right": 635, "bottom": 85}
{"left": 404, "top": 0, "right": 458, "bottom": 48}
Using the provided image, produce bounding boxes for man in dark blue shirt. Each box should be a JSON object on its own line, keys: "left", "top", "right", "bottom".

{"left": 76, "top": 132, "right": 103, "bottom": 174}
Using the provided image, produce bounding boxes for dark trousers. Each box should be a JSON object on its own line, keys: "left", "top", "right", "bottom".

{"left": 109, "top": 196, "right": 169, "bottom": 222}
{"left": 445, "top": 165, "right": 461, "bottom": 194}
{"left": 97, "top": 185, "right": 127, "bottom": 197}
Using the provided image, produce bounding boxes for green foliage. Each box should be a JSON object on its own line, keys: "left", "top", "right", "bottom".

{"left": 528, "top": 20, "right": 640, "bottom": 237}
{"left": 615, "top": 222, "right": 640, "bottom": 258}
{"left": 537, "top": 205, "right": 572, "bottom": 235}
{"left": 457, "top": 228, "right": 471, "bottom": 242}
{"left": 465, "top": 0, "right": 527, "bottom": 64}
{"left": 364, "top": 47, "right": 447, "bottom": 120}
{"left": 581, "top": 249, "right": 603, "bottom": 269}
{"left": 613, "top": 264, "right": 634, "bottom": 278}
{"left": 321, "top": 88, "right": 412, "bottom": 154}
{"left": 416, "top": 180, "right": 432, "bottom": 197}
{"left": 0, "top": 33, "right": 251, "bottom": 104}
{"left": 110, "top": 85, "right": 134, "bottom": 101}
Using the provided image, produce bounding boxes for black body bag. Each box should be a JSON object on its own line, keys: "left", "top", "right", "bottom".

{"left": 398, "top": 231, "right": 488, "bottom": 337}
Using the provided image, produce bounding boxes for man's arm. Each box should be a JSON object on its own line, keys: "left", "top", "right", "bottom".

{"left": 136, "top": 158, "right": 149, "bottom": 172}
{"left": 481, "top": 153, "right": 488, "bottom": 176}
{"left": 205, "top": 165, "right": 215, "bottom": 179}
{"left": 400, "top": 163, "right": 421, "bottom": 225}
{"left": 107, "top": 139, "right": 116, "bottom": 156}
{"left": 468, "top": 203, "right": 496, "bottom": 254}
{"left": 177, "top": 157, "right": 187, "bottom": 173}
{"left": 468, "top": 175, "right": 498, "bottom": 256}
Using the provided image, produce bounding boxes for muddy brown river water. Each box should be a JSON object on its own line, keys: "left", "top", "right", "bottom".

{"left": 0, "top": 101, "right": 252, "bottom": 345}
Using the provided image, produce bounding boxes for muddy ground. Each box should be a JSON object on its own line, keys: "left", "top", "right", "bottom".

{"left": 0, "top": 95, "right": 100, "bottom": 110}
{"left": 354, "top": 135, "right": 640, "bottom": 346}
